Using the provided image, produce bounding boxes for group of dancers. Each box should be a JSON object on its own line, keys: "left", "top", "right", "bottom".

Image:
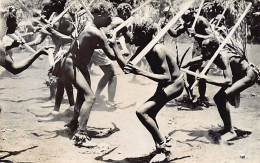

{"left": 1, "top": 0, "right": 259, "bottom": 162}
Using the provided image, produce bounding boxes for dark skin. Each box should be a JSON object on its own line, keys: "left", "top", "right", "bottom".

{"left": 59, "top": 12, "right": 117, "bottom": 134}
{"left": 1, "top": 12, "right": 50, "bottom": 75}
{"left": 168, "top": 12, "right": 214, "bottom": 103}
{"left": 27, "top": 10, "right": 75, "bottom": 108}
{"left": 113, "top": 27, "right": 184, "bottom": 153}
{"left": 93, "top": 7, "right": 132, "bottom": 103}
{"left": 184, "top": 44, "right": 257, "bottom": 139}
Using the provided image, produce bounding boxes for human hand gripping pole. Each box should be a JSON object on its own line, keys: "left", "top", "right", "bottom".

{"left": 191, "top": 0, "right": 205, "bottom": 30}
{"left": 8, "top": 33, "right": 55, "bottom": 62}
{"left": 189, "top": 2, "right": 252, "bottom": 89}
{"left": 187, "top": 0, "right": 205, "bottom": 37}
{"left": 123, "top": 0, "right": 195, "bottom": 74}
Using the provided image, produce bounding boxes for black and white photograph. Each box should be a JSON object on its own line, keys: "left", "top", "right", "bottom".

{"left": 0, "top": 0, "right": 260, "bottom": 162}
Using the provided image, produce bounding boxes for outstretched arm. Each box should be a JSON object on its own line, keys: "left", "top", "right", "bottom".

{"left": 27, "top": 33, "right": 47, "bottom": 46}
{"left": 112, "top": 41, "right": 129, "bottom": 70}
{"left": 203, "top": 55, "right": 232, "bottom": 87}
{"left": 181, "top": 55, "right": 203, "bottom": 68}
{"left": 124, "top": 45, "right": 171, "bottom": 83}
{"left": 47, "top": 27, "right": 73, "bottom": 43}
{"left": 3, "top": 47, "right": 50, "bottom": 75}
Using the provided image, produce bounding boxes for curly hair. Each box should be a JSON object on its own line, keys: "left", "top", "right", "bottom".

{"left": 6, "top": 6, "right": 17, "bottom": 34}
{"left": 117, "top": 3, "right": 132, "bottom": 15}
{"left": 132, "top": 16, "right": 158, "bottom": 38}
{"left": 51, "top": 0, "right": 67, "bottom": 14}
{"left": 42, "top": 0, "right": 67, "bottom": 19}
{"left": 90, "top": 0, "right": 114, "bottom": 17}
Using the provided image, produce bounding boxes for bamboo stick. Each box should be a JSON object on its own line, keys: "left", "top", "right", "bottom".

{"left": 131, "top": 0, "right": 195, "bottom": 65}
{"left": 190, "top": 2, "right": 252, "bottom": 89}
{"left": 191, "top": 0, "right": 205, "bottom": 29}
{"left": 113, "top": 0, "right": 153, "bottom": 34}
{"left": 9, "top": 33, "right": 36, "bottom": 54}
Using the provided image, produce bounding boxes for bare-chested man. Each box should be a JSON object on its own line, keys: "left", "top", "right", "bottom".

{"left": 167, "top": 9, "right": 214, "bottom": 107}
{"left": 48, "top": 0, "right": 118, "bottom": 145}
{"left": 112, "top": 17, "right": 184, "bottom": 162}
{"left": 88, "top": 2, "right": 132, "bottom": 108}
{"left": 0, "top": 6, "right": 50, "bottom": 109}
{"left": 27, "top": 0, "right": 75, "bottom": 112}
{"left": 183, "top": 38, "right": 259, "bottom": 141}
{"left": 0, "top": 6, "right": 50, "bottom": 75}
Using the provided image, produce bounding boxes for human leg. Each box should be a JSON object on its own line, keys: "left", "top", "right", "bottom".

{"left": 64, "top": 83, "right": 74, "bottom": 106}
{"left": 48, "top": 72, "right": 57, "bottom": 101}
{"left": 65, "top": 91, "right": 84, "bottom": 132}
{"left": 65, "top": 68, "right": 90, "bottom": 132}
{"left": 136, "top": 80, "right": 184, "bottom": 145}
{"left": 53, "top": 78, "right": 65, "bottom": 112}
{"left": 137, "top": 80, "right": 183, "bottom": 162}
{"left": 197, "top": 70, "right": 210, "bottom": 107}
{"left": 213, "top": 70, "right": 257, "bottom": 136}
{"left": 186, "top": 64, "right": 199, "bottom": 98}
{"left": 96, "top": 64, "right": 117, "bottom": 102}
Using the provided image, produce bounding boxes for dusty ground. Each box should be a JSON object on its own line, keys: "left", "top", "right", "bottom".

{"left": 0, "top": 44, "right": 260, "bottom": 163}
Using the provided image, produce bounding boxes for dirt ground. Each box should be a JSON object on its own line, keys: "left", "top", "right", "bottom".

{"left": 0, "top": 44, "right": 260, "bottom": 163}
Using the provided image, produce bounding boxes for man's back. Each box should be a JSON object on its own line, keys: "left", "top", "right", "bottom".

{"left": 71, "top": 22, "right": 105, "bottom": 65}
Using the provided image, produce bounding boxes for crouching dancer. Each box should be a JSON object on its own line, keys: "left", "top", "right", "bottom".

{"left": 183, "top": 38, "right": 260, "bottom": 141}
{"left": 112, "top": 17, "right": 184, "bottom": 162}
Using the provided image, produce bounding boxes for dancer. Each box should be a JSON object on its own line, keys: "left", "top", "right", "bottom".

{"left": 48, "top": 0, "right": 118, "bottom": 145}
{"left": 27, "top": 0, "right": 74, "bottom": 111}
{"left": 167, "top": 9, "right": 214, "bottom": 107}
{"left": 0, "top": 6, "right": 50, "bottom": 75}
{"left": 183, "top": 38, "right": 259, "bottom": 141}
{"left": 112, "top": 17, "right": 184, "bottom": 162}
{"left": 89, "top": 3, "right": 132, "bottom": 108}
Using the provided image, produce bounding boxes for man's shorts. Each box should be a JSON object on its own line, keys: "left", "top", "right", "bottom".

{"left": 90, "top": 49, "right": 112, "bottom": 66}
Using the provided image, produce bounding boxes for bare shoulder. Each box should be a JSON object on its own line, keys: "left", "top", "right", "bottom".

{"left": 82, "top": 24, "right": 103, "bottom": 38}
{"left": 111, "top": 17, "right": 124, "bottom": 26}
{"left": 153, "top": 44, "right": 168, "bottom": 55}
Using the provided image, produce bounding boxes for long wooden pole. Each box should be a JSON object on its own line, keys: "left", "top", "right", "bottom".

{"left": 9, "top": 33, "right": 36, "bottom": 54}
{"left": 181, "top": 68, "right": 212, "bottom": 81}
{"left": 49, "top": 1, "right": 76, "bottom": 26}
{"left": 113, "top": 0, "right": 153, "bottom": 34}
{"left": 190, "top": 2, "right": 252, "bottom": 89}
{"left": 215, "top": 0, "right": 234, "bottom": 28}
{"left": 78, "top": 0, "right": 94, "bottom": 20}
{"left": 131, "top": 0, "right": 195, "bottom": 65}
{"left": 78, "top": 0, "right": 111, "bottom": 41}
{"left": 191, "top": 0, "right": 205, "bottom": 29}
{"left": 9, "top": 33, "right": 55, "bottom": 66}
{"left": 17, "top": 0, "right": 31, "bottom": 15}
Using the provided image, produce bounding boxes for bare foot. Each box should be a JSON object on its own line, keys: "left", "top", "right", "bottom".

{"left": 150, "top": 153, "right": 168, "bottom": 163}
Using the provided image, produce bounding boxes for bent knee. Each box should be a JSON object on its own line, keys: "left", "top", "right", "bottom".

{"left": 213, "top": 91, "right": 227, "bottom": 103}
{"left": 244, "top": 77, "right": 256, "bottom": 86}
{"left": 84, "top": 94, "right": 96, "bottom": 103}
